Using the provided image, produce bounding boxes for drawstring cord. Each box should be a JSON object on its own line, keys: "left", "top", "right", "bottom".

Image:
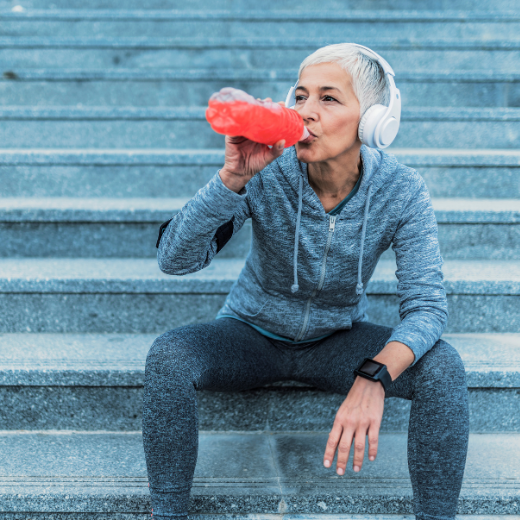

{"left": 291, "top": 172, "right": 303, "bottom": 293}
{"left": 291, "top": 168, "right": 372, "bottom": 297}
{"left": 356, "top": 183, "right": 373, "bottom": 295}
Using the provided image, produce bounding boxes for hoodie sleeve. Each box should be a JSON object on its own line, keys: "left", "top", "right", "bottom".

{"left": 157, "top": 169, "right": 256, "bottom": 275}
{"left": 386, "top": 172, "right": 448, "bottom": 367}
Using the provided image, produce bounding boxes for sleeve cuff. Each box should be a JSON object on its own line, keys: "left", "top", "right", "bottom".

{"left": 216, "top": 169, "right": 248, "bottom": 197}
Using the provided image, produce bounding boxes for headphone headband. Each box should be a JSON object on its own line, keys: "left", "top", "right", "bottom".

{"left": 349, "top": 43, "right": 395, "bottom": 77}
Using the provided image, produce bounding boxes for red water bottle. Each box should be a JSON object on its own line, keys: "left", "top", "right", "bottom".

{"left": 205, "top": 87, "right": 310, "bottom": 147}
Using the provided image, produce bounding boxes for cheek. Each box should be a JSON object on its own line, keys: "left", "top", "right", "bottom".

{"left": 325, "top": 115, "right": 359, "bottom": 148}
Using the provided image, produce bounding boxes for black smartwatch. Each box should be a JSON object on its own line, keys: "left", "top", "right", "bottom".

{"left": 354, "top": 357, "right": 392, "bottom": 393}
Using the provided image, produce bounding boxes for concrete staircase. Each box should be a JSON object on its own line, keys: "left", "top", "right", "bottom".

{"left": 0, "top": 1, "right": 519, "bottom": 518}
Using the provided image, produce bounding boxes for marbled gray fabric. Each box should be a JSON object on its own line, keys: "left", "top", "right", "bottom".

{"left": 158, "top": 144, "right": 447, "bottom": 366}
{"left": 142, "top": 317, "right": 469, "bottom": 520}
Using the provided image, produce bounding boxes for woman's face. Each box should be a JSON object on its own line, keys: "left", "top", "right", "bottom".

{"left": 294, "top": 62, "right": 361, "bottom": 164}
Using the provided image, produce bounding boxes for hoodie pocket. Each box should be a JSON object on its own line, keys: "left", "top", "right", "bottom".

{"left": 232, "top": 290, "right": 270, "bottom": 321}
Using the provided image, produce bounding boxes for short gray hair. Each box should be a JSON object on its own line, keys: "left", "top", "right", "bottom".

{"left": 298, "top": 43, "right": 390, "bottom": 120}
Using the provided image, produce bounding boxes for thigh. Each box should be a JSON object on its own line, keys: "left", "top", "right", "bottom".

{"left": 292, "top": 322, "right": 467, "bottom": 404}
{"left": 291, "top": 321, "right": 396, "bottom": 395}
{"left": 387, "top": 336, "right": 469, "bottom": 402}
{"left": 146, "top": 317, "right": 289, "bottom": 392}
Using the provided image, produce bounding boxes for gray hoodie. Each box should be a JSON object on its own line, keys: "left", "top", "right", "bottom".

{"left": 157, "top": 144, "right": 448, "bottom": 366}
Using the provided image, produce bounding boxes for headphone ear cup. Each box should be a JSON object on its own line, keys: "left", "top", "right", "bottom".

{"left": 285, "top": 85, "right": 296, "bottom": 109}
{"left": 358, "top": 104, "right": 386, "bottom": 148}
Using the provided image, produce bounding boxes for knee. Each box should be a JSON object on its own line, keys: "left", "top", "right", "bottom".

{"left": 145, "top": 330, "right": 199, "bottom": 383}
{"left": 417, "top": 339, "right": 467, "bottom": 390}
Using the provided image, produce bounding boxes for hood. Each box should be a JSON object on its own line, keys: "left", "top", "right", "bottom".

{"left": 282, "top": 144, "right": 391, "bottom": 297}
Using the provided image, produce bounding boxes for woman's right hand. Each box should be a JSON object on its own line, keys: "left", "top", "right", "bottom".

{"left": 219, "top": 98, "right": 286, "bottom": 192}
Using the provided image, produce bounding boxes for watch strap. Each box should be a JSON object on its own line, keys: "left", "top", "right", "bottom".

{"left": 378, "top": 367, "right": 392, "bottom": 393}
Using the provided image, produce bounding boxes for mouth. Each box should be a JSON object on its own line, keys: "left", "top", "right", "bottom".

{"left": 299, "top": 128, "right": 317, "bottom": 144}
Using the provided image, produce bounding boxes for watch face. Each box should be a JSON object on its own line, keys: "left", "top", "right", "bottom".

{"left": 360, "top": 359, "right": 381, "bottom": 376}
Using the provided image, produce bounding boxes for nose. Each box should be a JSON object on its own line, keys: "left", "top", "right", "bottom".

{"left": 296, "top": 94, "right": 319, "bottom": 122}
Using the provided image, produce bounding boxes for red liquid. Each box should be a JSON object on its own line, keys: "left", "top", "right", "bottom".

{"left": 205, "top": 87, "right": 306, "bottom": 148}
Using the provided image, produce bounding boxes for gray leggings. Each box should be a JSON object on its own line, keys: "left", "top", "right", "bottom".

{"left": 142, "top": 317, "right": 469, "bottom": 520}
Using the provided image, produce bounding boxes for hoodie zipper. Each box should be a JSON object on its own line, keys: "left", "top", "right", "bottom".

{"left": 294, "top": 214, "right": 337, "bottom": 342}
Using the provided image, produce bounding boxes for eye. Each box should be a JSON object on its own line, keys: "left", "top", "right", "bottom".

{"left": 295, "top": 95, "right": 305, "bottom": 102}
{"left": 323, "top": 95, "right": 336, "bottom": 102}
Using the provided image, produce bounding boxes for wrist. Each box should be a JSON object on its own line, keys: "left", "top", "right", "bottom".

{"left": 355, "top": 374, "right": 385, "bottom": 392}
{"left": 354, "top": 357, "right": 392, "bottom": 394}
{"left": 219, "top": 169, "right": 247, "bottom": 193}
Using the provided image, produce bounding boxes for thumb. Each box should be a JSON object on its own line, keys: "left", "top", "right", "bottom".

{"left": 271, "top": 139, "right": 285, "bottom": 157}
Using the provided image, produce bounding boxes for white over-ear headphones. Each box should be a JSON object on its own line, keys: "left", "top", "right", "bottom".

{"left": 284, "top": 43, "right": 401, "bottom": 149}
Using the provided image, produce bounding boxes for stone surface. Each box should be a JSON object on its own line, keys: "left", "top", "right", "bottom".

{"left": 435, "top": 224, "right": 520, "bottom": 260}
{"left": 0, "top": 259, "right": 518, "bottom": 333}
{"left": 0, "top": 107, "right": 519, "bottom": 148}
{"left": 2, "top": 38, "right": 520, "bottom": 73}
{"left": 0, "top": 332, "right": 518, "bottom": 387}
{"left": 3, "top": 11, "right": 520, "bottom": 46}
{"left": 1, "top": 197, "right": 516, "bottom": 223}
{"left": 0, "top": 150, "right": 518, "bottom": 199}
{"left": 0, "top": 197, "right": 518, "bottom": 258}
{"left": 7, "top": 222, "right": 250, "bottom": 258}
{"left": 1, "top": 0, "right": 519, "bottom": 8}
{"left": 0, "top": 516, "right": 517, "bottom": 520}
{"left": 1, "top": 68, "right": 520, "bottom": 112}
{"left": 0, "top": 0, "right": 519, "bottom": 516}
{"left": 0, "top": 257, "right": 520, "bottom": 295}
{"left": 0, "top": 292, "right": 519, "bottom": 334}
{"left": 0, "top": 333, "right": 518, "bottom": 431}
{"left": 1, "top": 382, "right": 519, "bottom": 433}
{"left": 2, "top": 72, "right": 520, "bottom": 109}
{"left": 0, "top": 432, "right": 518, "bottom": 516}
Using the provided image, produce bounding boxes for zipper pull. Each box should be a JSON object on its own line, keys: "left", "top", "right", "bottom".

{"left": 329, "top": 215, "right": 336, "bottom": 232}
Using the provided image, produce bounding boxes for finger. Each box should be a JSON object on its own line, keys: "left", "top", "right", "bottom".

{"left": 368, "top": 424, "right": 380, "bottom": 462}
{"left": 335, "top": 428, "right": 354, "bottom": 476}
{"left": 270, "top": 139, "right": 285, "bottom": 157}
{"left": 352, "top": 427, "right": 368, "bottom": 472}
{"left": 323, "top": 422, "right": 343, "bottom": 468}
{"left": 278, "top": 101, "right": 286, "bottom": 107}
{"left": 227, "top": 135, "right": 247, "bottom": 144}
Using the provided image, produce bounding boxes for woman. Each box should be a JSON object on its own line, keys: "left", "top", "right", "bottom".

{"left": 143, "top": 43, "right": 470, "bottom": 520}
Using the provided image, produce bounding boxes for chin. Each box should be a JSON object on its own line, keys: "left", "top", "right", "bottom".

{"left": 295, "top": 144, "right": 316, "bottom": 163}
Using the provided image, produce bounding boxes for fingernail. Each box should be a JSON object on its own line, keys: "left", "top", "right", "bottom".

{"left": 354, "top": 465, "right": 360, "bottom": 472}
{"left": 369, "top": 456, "right": 375, "bottom": 461}
{"left": 337, "top": 467, "right": 344, "bottom": 475}
{"left": 324, "top": 460, "right": 330, "bottom": 468}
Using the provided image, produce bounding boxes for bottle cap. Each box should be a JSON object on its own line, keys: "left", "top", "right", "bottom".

{"left": 299, "top": 127, "right": 310, "bottom": 141}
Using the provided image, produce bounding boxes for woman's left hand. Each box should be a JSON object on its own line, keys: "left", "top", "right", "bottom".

{"left": 323, "top": 375, "right": 385, "bottom": 475}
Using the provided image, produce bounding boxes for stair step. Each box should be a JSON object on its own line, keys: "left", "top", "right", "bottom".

{"left": 3, "top": 10, "right": 520, "bottom": 39}
{"left": 2, "top": 37, "right": 520, "bottom": 72}
{"left": 0, "top": 148, "right": 518, "bottom": 199}
{"left": 0, "top": 1, "right": 516, "bottom": 515}
{"left": 0, "top": 107, "right": 519, "bottom": 149}
{"left": 0, "top": 431, "right": 518, "bottom": 517}
{"left": 0, "top": 332, "right": 518, "bottom": 431}
{"left": 2, "top": 69, "right": 519, "bottom": 108}
{"left": 1, "top": 0, "right": 518, "bottom": 10}
{"left": 0, "top": 257, "right": 518, "bottom": 333}
{"left": 0, "top": 197, "right": 518, "bottom": 259}
{"left": 2, "top": 332, "right": 517, "bottom": 387}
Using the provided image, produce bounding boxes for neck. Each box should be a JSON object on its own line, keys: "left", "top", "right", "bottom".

{"left": 307, "top": 146, "right": 362, "bottom": 199}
